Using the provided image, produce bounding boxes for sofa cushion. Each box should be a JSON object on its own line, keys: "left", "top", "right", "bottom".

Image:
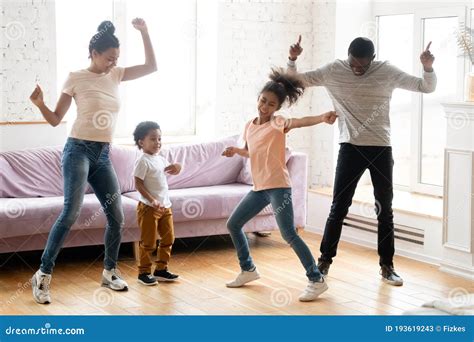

{"left": 0, "top": 145, "right": 105, "bottom": 198}
{"left": 159, "top": 135, "right": 245, "bottom": 189}
{"left": 110, "top": 146, "right": 140, "bottom": 194}
{"left": 0, "top": 147, "right": 64, "bottom": 198}
{"left": 123, "top": 183, "right": 273, "bottom": 222}
{"left": 0, "top": 195, "right": 139, "bottom": 240}
{"left": 0, "top": 136, "right": 244, "bottom": 198}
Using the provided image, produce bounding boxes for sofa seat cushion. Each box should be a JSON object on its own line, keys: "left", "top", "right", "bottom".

{"left": 123, "top": 183, "right": 274, "bottom": 223}
{"left": 0, "top": 194, "right": 139, "bottom": 239}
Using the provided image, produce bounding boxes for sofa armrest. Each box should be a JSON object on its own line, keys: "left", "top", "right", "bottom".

{"left": 287, "top": 152, "right": 308, "bottom": 229}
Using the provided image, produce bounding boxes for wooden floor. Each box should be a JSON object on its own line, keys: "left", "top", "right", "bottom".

{"left": 0, "top": 231, "right": 472, "bottom": 315}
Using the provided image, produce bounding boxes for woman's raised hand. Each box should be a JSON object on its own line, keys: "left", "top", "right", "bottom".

{"left": 29, "top": 85, "right": 44, "bottom": 107}
{"left": 132, "top": 18, "right": 148, "bottom": 34}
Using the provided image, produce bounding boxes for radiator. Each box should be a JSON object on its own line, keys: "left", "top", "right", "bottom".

{"left": 343, "top": 214, "right": 424, "bottom": 245}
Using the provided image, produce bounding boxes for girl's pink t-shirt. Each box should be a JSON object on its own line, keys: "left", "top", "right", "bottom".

{"left": 243, "top": 115, "right": 291, "bottom": 191}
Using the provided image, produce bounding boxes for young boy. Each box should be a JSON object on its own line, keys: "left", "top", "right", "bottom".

{"left": 133, "top": 121, "right": 181, "bottom": 286}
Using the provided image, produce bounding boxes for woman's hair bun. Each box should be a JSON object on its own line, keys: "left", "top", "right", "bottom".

{"left": 97, "top": 20, "right": 115, "bottom": 35}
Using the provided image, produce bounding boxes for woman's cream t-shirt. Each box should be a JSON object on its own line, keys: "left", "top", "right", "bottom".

{"left": 62, "top": 67, "right": 125, "bottom": 143}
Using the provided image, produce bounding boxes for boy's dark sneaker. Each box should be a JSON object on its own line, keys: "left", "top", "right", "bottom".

{"left": 153, "top": 269, "right": 179, "bottom": 282}
{"left": 138, "top": 273, "right": 158, "bottom": 286}
{"left": 317, "top": 259, "right": 331, "bottom": 276}
{"left": 380, "top": 265, "right": 404, "bottom": 286}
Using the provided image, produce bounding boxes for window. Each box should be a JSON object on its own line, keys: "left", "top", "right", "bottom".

{"left": 55, "top": 0, "right": 198, "bottom": 140}
{"left": 55, "top": 0, "right": 114, "bottom": 125}
{"left": 117, "top": 0, "right": 197, "bottom": 138}
{"left": 419, "top": 17, "right": 458, "bottom": 187}
{"left": 471, "top": 8, "right": 474, "bottom": 74}
{"left": 375, "top": 4, "right": 467, "bottom": 196}
{"left": 377, "top": 14, "right": 413, "bottom": 188}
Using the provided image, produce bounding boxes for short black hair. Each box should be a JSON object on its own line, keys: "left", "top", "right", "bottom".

{"left": 348, "top": 37, "right": 375, "bottom": 59}
{"left": 89, "top": 21, "right": 120, "bottom": 58}
{"left": 133, "top": 121, "right": 161, "bottom": 150}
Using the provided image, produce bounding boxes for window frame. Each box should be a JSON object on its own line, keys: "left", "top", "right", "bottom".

{"left": 112, "top": 0, "right": 198, "bottom": 140}
{"left": 374, "top": 2, "right": 470, "bottom": 197}
{"left": 55, "top": 0, "right": 216, "bottom": 144}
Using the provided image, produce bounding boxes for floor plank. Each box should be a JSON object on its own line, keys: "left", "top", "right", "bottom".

{"left": 0, "top": 231, "right": 471, "bottom": 315}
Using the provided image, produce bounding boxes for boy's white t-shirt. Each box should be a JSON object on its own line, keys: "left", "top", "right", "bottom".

{"left": 133, "top": 153, "right": 172, "bottom": 208}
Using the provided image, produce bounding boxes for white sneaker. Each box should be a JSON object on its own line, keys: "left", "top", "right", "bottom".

{"left": 31, "top": 270, "right": 52, "bottom": 304}
{"left": 226, "top": 268, "right": 260, "bottom": 288}
{"left": 102, "top": 268, "right": 129, "bottom": 291}
{"left": 298, "top": 278, "right": 328, "bottom": 302}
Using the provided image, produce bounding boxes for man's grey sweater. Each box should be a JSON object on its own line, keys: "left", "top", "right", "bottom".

{"left": 287, "top": 59, "right": 437, "bottom": 146}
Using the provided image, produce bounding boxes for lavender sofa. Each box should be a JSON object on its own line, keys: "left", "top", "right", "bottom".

{"left": 0, "top": 136, "right": 308, "bottom": 254}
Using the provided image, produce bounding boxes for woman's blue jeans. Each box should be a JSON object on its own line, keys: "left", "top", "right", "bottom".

{"left": 40, "top": 138, "right": 124, "bottom": 274}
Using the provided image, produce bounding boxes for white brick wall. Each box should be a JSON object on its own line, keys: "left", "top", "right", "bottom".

{"left": 0, "top": 0, "right": 338, "bottom": 187}
{"left": 0, "top": 0, "right": 56, "bottom": 122}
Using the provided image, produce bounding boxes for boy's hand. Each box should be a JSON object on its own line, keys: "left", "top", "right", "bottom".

{"left": 151, "top": 199, "right": 166, "bottom": 213}
{"left": 165, "top": 163, "right": 181, "bottom": 175}
{"left": 322, "top": 111, "right": 338, "bottom": 125}
{"left": 132, "top": 18, "right": 148, "bottom": 34}
{"left": 222, "top": 147, "right": 238, "bottom": 158}
{"left": 30, "top": 84, "right": 44, "bottom": 107}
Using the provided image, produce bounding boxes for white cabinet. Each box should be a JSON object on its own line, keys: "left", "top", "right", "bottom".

{"left": 441, "top": 102, "right": 474, "bottom": 280}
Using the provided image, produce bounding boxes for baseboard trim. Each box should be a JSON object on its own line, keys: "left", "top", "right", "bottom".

{"left": 439, "top": 262, "right": 474, "bottom": 281}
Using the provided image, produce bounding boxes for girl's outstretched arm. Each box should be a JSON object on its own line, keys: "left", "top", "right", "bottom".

{"left": 284, "top": 111, "right": 337, "bottom": 133}
{"left": 30, "top": 85, "right": 72, "bottom": 127}
{"left": 222, "top": 143, "right": 249, "bottom": 158}
{"left": 122, "top": 18, "right": 157, "bottom": 82}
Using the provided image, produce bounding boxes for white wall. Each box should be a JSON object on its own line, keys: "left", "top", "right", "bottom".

{"left": 309, "top": 1, "right": 337, "bottom": 187}
{"left": 0, "top": 122, "right": 67, "bottom": 151}
{"left": 1, "top": 0, "right": 57, "bottom": 121}
{"left": 0, "top": 0, "right": 343, "bottom": 188}
{"left": 0, "top": 0, "right": 65, "bottom": 151}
